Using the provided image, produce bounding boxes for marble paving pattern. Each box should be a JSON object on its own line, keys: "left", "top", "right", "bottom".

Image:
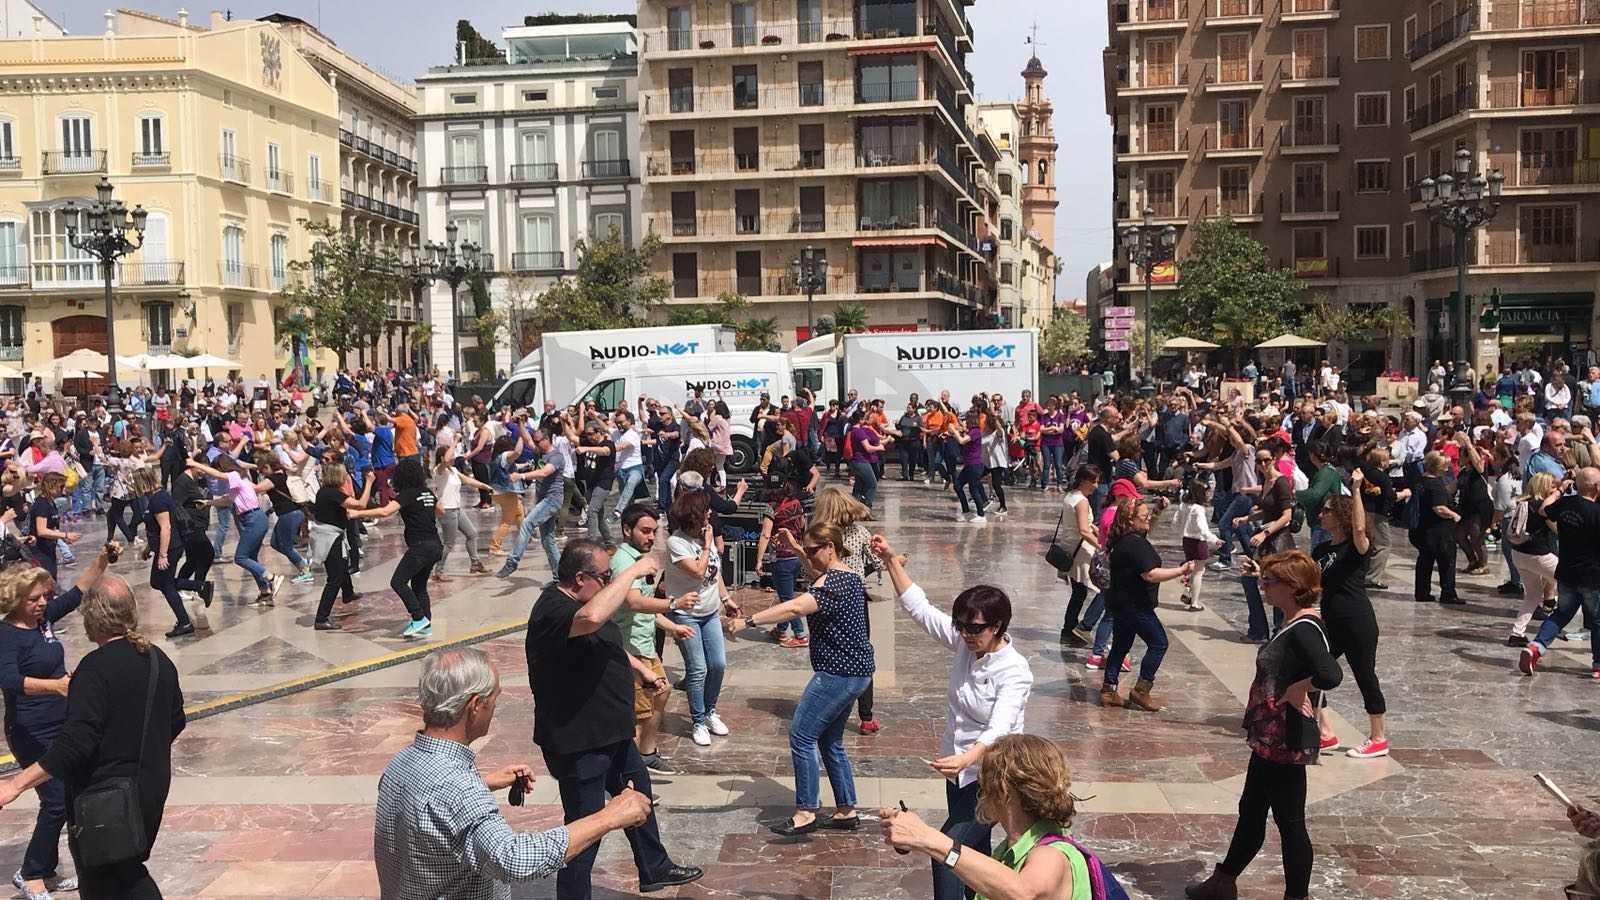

{"left": 0, "top": 478, "right": 1594, "bottom": 898}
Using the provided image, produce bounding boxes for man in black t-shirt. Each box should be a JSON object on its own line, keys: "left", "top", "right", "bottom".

{"left": 1521, "top": 467, "right": 1600, "bottom": 677}
{"left": 1085, "top": 404, "right": 1123, "bottom": 516}
{"left": 525, "top": 539, "right": 703, "bottom": 900}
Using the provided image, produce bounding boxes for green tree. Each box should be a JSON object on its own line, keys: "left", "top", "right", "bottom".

{"left": 1155, "top": 217, "right": 1304, "bottom": 369}
{"left": 736, "top": 316, "right": 779, "bottom": 351}
{"left": 831, "top": 303, "right": 869, "bottom": 335}
{"left": 1039, "top": 312, "right": 1089, "bottom": 371}
{"left": 285, "top": 219, "right": 397, "bottom": 369}
{"left": 665, "top": 292, "right": 749, "bottom": 326}
{"left": 528, "top": 233, "right": 669, "bottom": 336}
{"left": 455, "top": 19, "right": 504, "bottom": 63}
{"left": 1299, "top": 300, "right": 1417, "bottom": 359}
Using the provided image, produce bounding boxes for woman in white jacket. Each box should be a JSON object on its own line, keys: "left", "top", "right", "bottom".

{"left": 869, "top": 534, "right": 1033, "bottom": 900}
{"left": 1174, "top": 481, "right": 1223, "bottom": 610}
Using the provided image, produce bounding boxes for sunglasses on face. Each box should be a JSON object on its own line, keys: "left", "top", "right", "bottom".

{"left": 580, "top": 569, "right": 613, "bottom": 585}
{"left": 802, "top": 543, "right": 827, "bottom": 555}
{"left": 954, "top": 620, "right": 993, "bottom": 636}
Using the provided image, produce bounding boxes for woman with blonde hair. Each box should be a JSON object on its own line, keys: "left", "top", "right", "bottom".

{"left": 0, "top": 575, "right": 187, "bottom": 900}
{"left": 811, "top": 486, "right": 881, "bottom": 732}
{"left": 0, "top": 544, "right": 115, "bottom": 900}
{"left": 1187, "top": 550, "right": 1342, "bottom": 900}
{"left": 879, "top": 734, "right": 1118, "bottom": 900}
{"left": 1507, "top": 470, "right": 1561, "bottom": 645}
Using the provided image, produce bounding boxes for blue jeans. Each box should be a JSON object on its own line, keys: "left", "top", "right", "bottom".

{"left": 88, "top": 463, "right": 106, "bottom": 513}
{"left": 1215, "top": 493, "right": 1254, "bottom": 564}
{"left": 1089, "top": 482, "right": 1110, "bottom": 520}
{"left": 613, "top": 465, "right": 644, "bottom": 514}
{"left": 271, "top": 508, "right": 306, "bottom": 569}
{"left": 212, "top": 504, "right": 234, "bottom": 557}
{"left": 849, "top": 459, "right": 877, "bottom": 508}
{"left": 790, "top": 670, "right": 871, "bottom": 809}
{"left": 655, "top": 458, "right": 677, "bottom": 509}
{"left": 506, "top": 491, "right": 562, "bottom": 574}
{"left": 934, "top": 779, "right": 991, "bottom": 900}
{"left": 9, "top": 728, "right": 65, "bottom": 880}
{"left": 770, "top": 556, "right": 807, "bottom": 638}
{"left": 670, "top": 611, "right": 727, "bottom": 726}
{"left": 1532, "top": 582, "right": 1600, "bottom": 667}
{"left": 1103, "top": 606, "right": 1168, "bottom": 687}
{"left": 233, "top": 508, "right": 270, "bottom": 591}
{"left": 1041, "top": 443, "right": 1066, "bottom": 487}
{"left": 955, "top": 464, "right": 988, "bottom": 516}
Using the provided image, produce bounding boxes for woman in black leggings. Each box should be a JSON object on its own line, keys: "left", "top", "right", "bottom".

{"left": 364, "top": 457, "right": 442, "bottom": 639}
{"left": 1187, "top": 550, "right": 1342, "bottom": 900}
{"left": 1311, "top": 473, "right": 1389, "bottom": 759}
{"left": 310, "top": 462, "right": 375, "bottom": 631}
{"left": 135, "top": 466, "right": 211, "bottom": 638}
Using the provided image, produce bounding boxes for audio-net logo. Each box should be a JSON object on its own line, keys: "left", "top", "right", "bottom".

{"left": 684, "top": 377, "right": 772, "bottom": 393}
{"left": 588, "top": 341, "right": 701, "bottom": 368}
{"left": 893, "top": 343, "right": 1018, "bottom": 370}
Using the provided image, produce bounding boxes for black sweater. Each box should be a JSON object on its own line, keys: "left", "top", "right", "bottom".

{"left": 40, "top": 639, "right": 185, "bottom": 855}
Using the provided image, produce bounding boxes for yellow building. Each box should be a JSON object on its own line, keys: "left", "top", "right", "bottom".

{"left": 0, "top": 9, "right": 342, "bottom": 390}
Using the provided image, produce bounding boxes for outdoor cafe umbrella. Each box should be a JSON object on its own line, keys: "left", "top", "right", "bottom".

{"left": 1163, "top": 337, "right": 1221, "bottom": 351}
{"left": 1254, "top": 334, "right": 1327, "bottom": 350}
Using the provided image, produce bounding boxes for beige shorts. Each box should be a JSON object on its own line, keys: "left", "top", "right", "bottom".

{"left": 633, "top": 655, "right": 665, "bottom": 718}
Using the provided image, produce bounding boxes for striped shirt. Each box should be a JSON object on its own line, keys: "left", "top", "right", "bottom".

{"left": 375, "top": 732, "right": 569, "bottom": 900}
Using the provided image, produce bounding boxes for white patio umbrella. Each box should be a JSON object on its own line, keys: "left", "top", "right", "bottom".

{"left": 1163, "top": 337, "right": 1222, "bottom": 351}
{"left": 182, "top": 353, "right": 242, "bottom": 369}
{"left": 1254, "top": 333, "right": 1327, "bottom": 350}
{"left": 0, "top": 363, "right": 22, "bottom": 380}
{"left": 50, "top": 348, "right": 109, "bottom": 373}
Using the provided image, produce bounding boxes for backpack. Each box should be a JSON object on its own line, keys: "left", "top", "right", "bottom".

{"left": 769, "top": 495, "right": 806, "bottom": 553}
{"left": 842, "top": 430, "right": 854, "bottom": 461}
{"left": 1036, "top": 833, "right": 1132, "bottom": 900}
{"left": 1506, "top": 498, "right": 1534, "bottom": 546}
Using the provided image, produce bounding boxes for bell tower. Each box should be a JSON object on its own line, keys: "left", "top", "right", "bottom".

{"left": 1018, "top": 39, "right": 1057, "bottom": 257}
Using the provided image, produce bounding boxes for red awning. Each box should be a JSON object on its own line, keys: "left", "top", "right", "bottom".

{"left": 852, "top": 235, "right": 942, "bottom": 247}
{"left": 849, "top": 41, "right": 936, "bottom": 56}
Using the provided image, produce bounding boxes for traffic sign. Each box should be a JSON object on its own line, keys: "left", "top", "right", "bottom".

{"left": 1105, "top": 316, "right": 1134, "bottom": 328}
{"left": 1104, "top": 328, "right": 1132, "bottom": 341}
{"left": 1104, "top": 339, "right": 1130, "bottom": 352}
{"left": 1104, "top": 306, "right": 1135, "bottom": 318}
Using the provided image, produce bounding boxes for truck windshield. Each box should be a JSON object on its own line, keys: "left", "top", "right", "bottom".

{"left": 582, "top": 378, "right": 625, "bottom": 411}
{"left": 793, "top": 367, "right": 822, "bottom": 395}
{"left": 493, "top": 377, "right": 538, "bottom": 413}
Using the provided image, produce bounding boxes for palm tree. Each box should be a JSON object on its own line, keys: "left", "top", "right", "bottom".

{"left": 736, "top": 316, "right": 779, "bottom": 351}
{"left": 832, "top": 302, "right": 869, "bottom": 335}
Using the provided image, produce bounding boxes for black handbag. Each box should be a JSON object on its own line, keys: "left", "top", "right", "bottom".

{"left": 1044, "top": 511, "right": 1081, "bottom": 573}
{"left": 70, "top": 649, "right": 159, "bottom": 868}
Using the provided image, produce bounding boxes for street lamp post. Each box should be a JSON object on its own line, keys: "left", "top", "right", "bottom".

{"left": 404, "top": 223, "right": 485, "bottom": 383}
{"left": 1419, "top": 148, "right": 1503, "bottom": 403}
{"left": 788, "top": 246, "right": 829, "bottom": 338}
{"left": 1120, "top": 208, "right": 1177, "bottom": 388}
{"left": 63, "top": 176, "right": 147, "bottom": 405}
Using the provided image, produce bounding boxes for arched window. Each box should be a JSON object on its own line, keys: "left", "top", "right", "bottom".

{"left": 1038, "top": 159, "right": 1049, "bottom": 185}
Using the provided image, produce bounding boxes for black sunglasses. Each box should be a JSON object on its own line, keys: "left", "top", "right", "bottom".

{"left": 580, "top": 569, "right": 613, "bottom": 585}
{"left": 954, "top": 620, "right": 993, "bottom": 636}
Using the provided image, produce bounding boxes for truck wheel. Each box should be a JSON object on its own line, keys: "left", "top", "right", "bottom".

{"left": 729, "top": 436, "right": 757, "bottom": 474}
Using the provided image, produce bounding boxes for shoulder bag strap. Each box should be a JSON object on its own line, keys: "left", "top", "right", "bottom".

{"left": 135, "top": 648, "right": 160, "bottom": 780}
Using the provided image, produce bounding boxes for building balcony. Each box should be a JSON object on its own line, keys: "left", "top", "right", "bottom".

{"left": 1118, "top": 196, "right": 1189, "bottom": 224}
{"left": 119, "top": 260, "right": 185, "bottom": 287}
{"left": 1283, "top": 255, "right": 1341, "bottom": 278}
{"left": 1114, "top": 0, "right": 1192, "bottom": 29}
{"left": 1115, "top": 62, "right": 1193, "bottom": 95}
{"left": 582, "top": 159, "right": 631, "bottom": 179}
{"left": 219, "top": 262, "right": 259, "bottom": 289}
{"left": 1484, "top": 237, "right": 1600, "bottom": 266}
{"left": 640, "top": 15, "right": 968, "bottom": 67}
{"left": 1407, "top": 4, "right": 1478, "bottom": 62}
{"left": 0, "top": 265, "right": 27, "bottom": 288}
{"left": 509, "top": 162, "right": 559, "bottom": 182}
{"left": 266, "top": 169, "right": 295, "bottom": 194}
{"left": 219, "top": 155, "right": 251, "bottom": 184}
{"left": 1408, "top": 86, "right": 1477, "bottom": 133}
{"left": 511, "top": 251, "right": 566, "bottom": 272}
{"left": 1278, "top": 122, "right": 1340, "bottom": 154}
{"left": 1492, "top": 153, "right": 1600, "bottom": 191}
{"left": 131, "top": 152, "right": 171, "bottom": 169}
{"left": 1197, "top": 192, "right": 1265, "bottom": 222}
{"left": 0, "top": 156, "right": 19, "bottom": 175}
{"left": 1280, "top": 0, "right": 1339, "bottom": 20}
{"left": 1487, "top": 0, "right": 1600, "bottom": 30}
{"left": 647, "top": 145, "right": 927, "bottom": 180}
{"left": 1486, "top": 76, "right": 1600, "bottom": 112}
{"left": 1116, "top": 128, "right": 1191, "bottom": 161}
{"left": 1279, "top": 54, "right": 1340, "bottom": 87}
{"left": 1410, "top": 244, "right": 1473, "bottom": 273}
{"left": 645, "top": 83, "right": 856, "bottom": 117}
{"left": 440, "top": 165, "right": 489, "bottom": 186}
{"left": 308, "top": 179, "right": 333, "bottom": 203}
{"left": 1204, "top": 0, "right": 1265, "bottom": 24}
{"left": 1202, "top": 60, "right": 1265, "bottom": 92}
{"left": 42, "top": 150, "right": 107, "bottom": 176}
{"left": 1280, "top": 189, "right": 1341, "bottom": 221}
{"left": 1200, "top": 125, "right": 1265, "bottom": 157}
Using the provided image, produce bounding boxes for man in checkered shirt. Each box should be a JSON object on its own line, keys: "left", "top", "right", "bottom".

{"left": 375, "top": 648, "right": 651, "bottom": 900}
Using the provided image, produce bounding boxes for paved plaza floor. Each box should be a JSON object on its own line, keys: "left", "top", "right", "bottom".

{"left": 1, "top": 478, "right": 1595, "bottom": 898}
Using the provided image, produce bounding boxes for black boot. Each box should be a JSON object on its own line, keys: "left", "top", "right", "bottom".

{"left": 1184, "top": 866, "right": 1238, "bottom": 900}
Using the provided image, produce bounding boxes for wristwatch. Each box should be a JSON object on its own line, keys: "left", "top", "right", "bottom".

{"left": 941, "top": 841, "right": 962, "bottom": 869}
{"left": 743, "top": 615, "right": 757, "bottom": 631}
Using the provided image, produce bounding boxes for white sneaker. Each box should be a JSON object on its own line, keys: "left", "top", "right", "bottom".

{"left": 706, "top": 712, "right": 730, "bottom": 736}
{"left": 692, "top": 724, "right": 712, "bottom": 746}
{"left": 1207, "top": 560, "right": 1230, "bottom": 572}
{"left": 971, "top": 515, "right": 987, "bottom": 526}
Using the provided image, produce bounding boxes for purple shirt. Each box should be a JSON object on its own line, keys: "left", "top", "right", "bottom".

{"left": 1041, "top": 412, "right": 1066, "bottom": 447}
{"left": 961, "top": 428, "right": 984, "bottom": 467}
{"left": 849, "top": 426, "right": 880, "bottom": 464}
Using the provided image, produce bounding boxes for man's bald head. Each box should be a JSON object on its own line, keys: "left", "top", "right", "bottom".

{"left": 87, "top": 574, "right": 133, "bottom": 605}
{"left": 1577, "top": 467, "right": 1600, "bottom": 498}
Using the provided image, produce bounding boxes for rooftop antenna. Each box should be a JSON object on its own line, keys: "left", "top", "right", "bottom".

{"left": 1025, "top": 19, "right": 1043, "bottom": 55}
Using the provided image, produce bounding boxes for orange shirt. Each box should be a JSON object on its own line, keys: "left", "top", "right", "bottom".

{"left": 393, "top": 412, "right": 418, "bottom": 457}
{"left": 922, "top": 409, "right": 954, "bottom": 434}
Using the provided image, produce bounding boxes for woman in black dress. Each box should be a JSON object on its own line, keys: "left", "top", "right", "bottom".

{"left": 1451, "top": 431, "right": 1493, "bottom": 576}
{"left": 1186, "top": 550, "right": 1343, "bottom": 900}
{"left": 1408, "top": 451, "right": 1463, "bottom": 605}
{"left": 1311, "top": 471, "right": 1389, "bottom": 760}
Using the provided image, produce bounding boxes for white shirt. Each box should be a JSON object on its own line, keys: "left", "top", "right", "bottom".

{"left": 613, "top": 427, "right": 642, "bottom": 470}
{"left": 1397, "top": 427, "right": 1428, "bottom": 465}
{"left": 1516, "top": 423, "right": 1545, "bottom": 476}
{"left": 1490, "top": 408, "right": 1512, "bottom": 429}
{"left": 547, "top": 435, "right": 577, "bottom": 479}
{"left": 1546, "top": 383, "right": 1572, "bottom": 410}
{"left": 433, "top": 466, "right": 463, "bottom": 511}
{"left": 897, "top": 584, "right": 1033, "bottom": 788}
{"left": 1175, "top": 501, "right": 1220, "bottom": 543}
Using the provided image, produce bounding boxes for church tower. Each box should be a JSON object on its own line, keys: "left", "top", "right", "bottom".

{"left": 1018, "top": 51, "right": 1057, "bottom": 257}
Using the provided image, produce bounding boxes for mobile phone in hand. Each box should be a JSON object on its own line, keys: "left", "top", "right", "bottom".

{"left": 1536, "top": 772, "right": 1574, "bottom": 808}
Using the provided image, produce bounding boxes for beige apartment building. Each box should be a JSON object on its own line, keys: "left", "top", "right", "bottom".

{"left": 0, "top": 9, "right": 342, "bottom": 389}
{"left": 977, "top": 101, "right": 1057, "bottom": 328}
{"left": 636, "top": 0, "right": 997, "bottom": 346}
{"left": 1103, "top": 0, "right": 1600, "bottom": 380}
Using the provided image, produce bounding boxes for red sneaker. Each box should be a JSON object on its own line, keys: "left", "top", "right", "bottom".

{"left": 780, "top": 635, "right": 810, "bottom": 648}
{"left": 859, "top": 718, "right": 880, "bottom": 735}
{"left": 1319, "top": 735, "right": 1341, "bottom": 752}
{"left": 1346, "top": 739, "right": 1390, "bottom": 759}
{"left": 1519, "top": 643, "right": 1541, "bottom": 676}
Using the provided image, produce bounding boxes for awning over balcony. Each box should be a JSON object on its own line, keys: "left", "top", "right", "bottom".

{"left": 853, "top": 235, "right": 942, "bottom": 247}
{"left": 849, "top": 41, "right": 936, "bottom": 56}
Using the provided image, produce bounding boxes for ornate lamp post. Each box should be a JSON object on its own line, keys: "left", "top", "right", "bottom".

{"left": 1419, "top": 147, "right": 1503, "bottom": 402}
{"left": 1120, "top": 207, "right": 1176, "bottom": 387}
{"left": 788, "top": 245, "right": 829, "bottom": 338}
{"left": 404, "top": 223, "right": 485, "bottom": 382}
{"left": 63, "top": 176, "right": 147, "bottom": 405}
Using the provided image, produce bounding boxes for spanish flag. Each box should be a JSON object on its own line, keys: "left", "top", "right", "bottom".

{"left": 1149, "top": 260, "right": 1177, "bottom": 284}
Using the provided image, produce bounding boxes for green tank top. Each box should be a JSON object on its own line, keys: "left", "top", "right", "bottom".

{"left": 977, "top": 821, "right": 1092, "bottom": 900}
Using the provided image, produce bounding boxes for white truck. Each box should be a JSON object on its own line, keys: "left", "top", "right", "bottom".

{"left": 488, "top": 324, "right": 737, "bottom": 412}
{"left": 790, "top": 329, "right": 1039, "bottom": 408}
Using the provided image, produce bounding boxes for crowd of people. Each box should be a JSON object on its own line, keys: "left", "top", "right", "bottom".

{"left": 0, "top": 352, "right": 1595, "bottom": 899}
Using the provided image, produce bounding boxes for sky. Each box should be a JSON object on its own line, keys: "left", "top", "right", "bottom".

{"left": 40, "top": 0, "right": 1112, "bottom": 300}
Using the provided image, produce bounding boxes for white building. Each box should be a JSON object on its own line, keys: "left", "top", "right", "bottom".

{"left": 416, "top": 17, "right": 642, "bottom": 379}
{"left": 977, "top": 102, "right": 1053, "bottom": 330}
{"left": 1, "top": 0, "right": 63, "bottom": 38}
